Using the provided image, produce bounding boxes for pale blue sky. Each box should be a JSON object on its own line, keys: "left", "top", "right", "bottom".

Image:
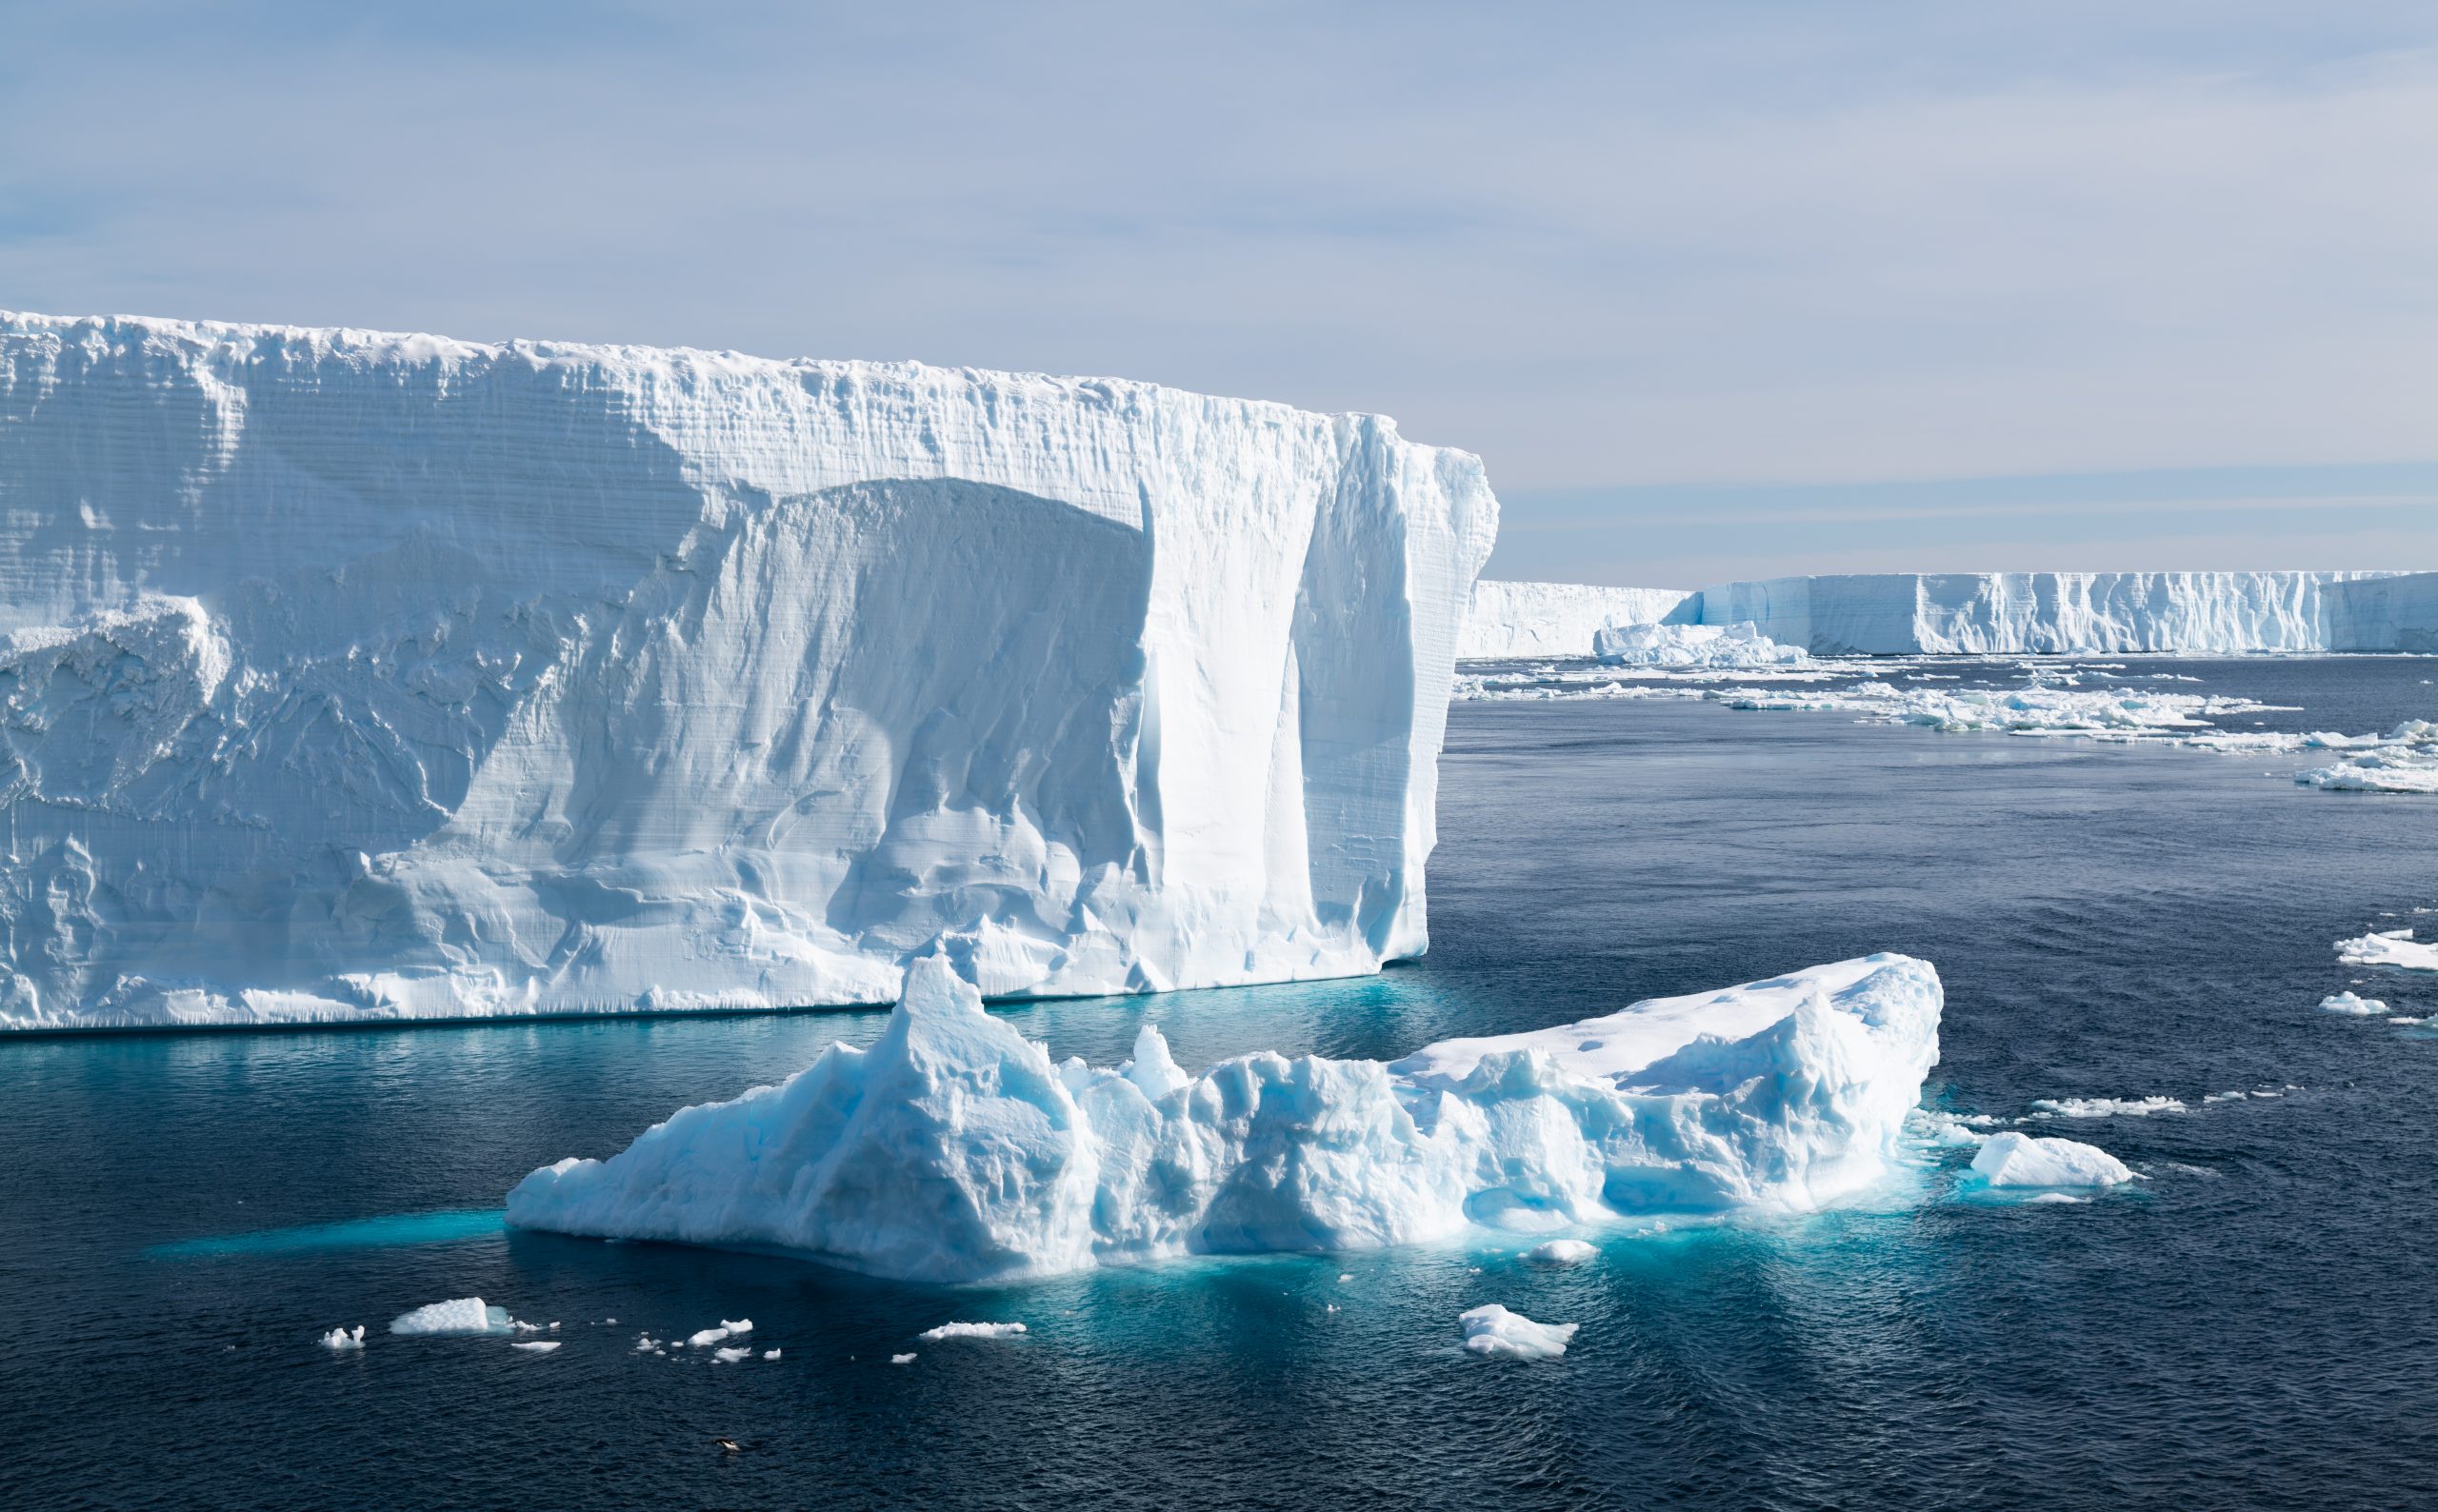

{"left": 4, "top": 2, "right": 2431, "bottom": 586}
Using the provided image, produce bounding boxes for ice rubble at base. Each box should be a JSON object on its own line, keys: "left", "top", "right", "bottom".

{"left": 0, "top": 310, "right": 1498, "bottom": 1031}
{"left": 506, "top": 952, "right": 1943, "bottom": 1283}
{"left": 1456, "top": 581, "right": 1694, "bottom": 660}
{"left": 1593, "top": 621, "right": 1809, "bottom": 669}
{"left": 2338, "top": 930, "right": 2438, "bottom": 972}
{"left": 389, "top": 1298, "right": 520, "bottom": 1337}
{"left": 1457, "top": 1304, "right": 1577, "bottom": 1361}
{"left": 1968, "top": 1132, "right": 2134, "bottom": 1188}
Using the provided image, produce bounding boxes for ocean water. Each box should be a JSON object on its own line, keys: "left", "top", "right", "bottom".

{"left": 6, "top": 657, "right": 2438, "bottom": 1509}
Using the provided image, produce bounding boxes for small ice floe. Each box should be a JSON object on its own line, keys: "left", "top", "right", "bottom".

{"left": 890, "top": 1353, "right": 917, "bottom": 1365}
{"left": 2320, "top": 992, "right": 2389, "bottom": 1016}
{"left": 633, "top": 1334, "right": 660, "bottom": 1351}
{"left": 1336, "top": 1273, "right": 1352, "bottom": 1283}
{"left": 917, "top": 1321, "right": 1026, "bottom": 1343}
{"left": 511, "top": 1341, "right": 561, "bottom": 1354}
{"left": 1525, "top": 1239, "right": 1596, "bottom": 1265}
{"left": 2337, "top": 930, "right": 2438, "bottom": 972}
{"left": 389, "top": 1298, "right": 521, "bottom": 1337}
{"left": 1969, "top": 1131, "right": 2133, "bottom": 1189}
{"left": 687, "top": 1319, "right": 752, "bottom": 1348}
{"left": 2028, "top": 1096, "right": 2186, "bottom": 1119}
{"left": 762, "top": 1349, "right": 781, "bottom": 1361}
{"left": 319, "top": 1325, "right": 365, "bottom": 1351}
{"left": 2202, "top": 1091, "right": 2249, "bottom": 1104}
{"left": 712, "top": 1346, "right": 751, "bottom": 1363}
{"left": 1457, "top": 1304, "right": 1578, "bottom": 1362}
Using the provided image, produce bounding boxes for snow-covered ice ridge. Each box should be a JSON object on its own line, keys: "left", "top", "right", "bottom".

{"left": 0, "top": 311, "right": 1497, "bottom": 1030}
{"left": 1464, "top": 572, "right": 2431, "bottom": 659}
{"left": 506, "top": 951, "right": 1942, "bottom": 1283}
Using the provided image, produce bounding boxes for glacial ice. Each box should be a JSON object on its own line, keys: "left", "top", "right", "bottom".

{"left": 389, "top": 1298, "right": 519, "bottom": 1337}
{"left": 505, "top": 950, "right": 1942, "bottom": 1283}
{"left": 1458, "top": 581, "right": 1694, "bottom": 660}
{"left": 2338, "top": 930, "right": 2438, "bottom": 972}
{"left": 1700, "top": 572, "right": 2398, "bottom": 655}
{"left": 1592, "top": 621, "right": 1808, "bottom": 669}
{"left": 318, "top": 1325, "right": 365, "bottom": 1351}
{"left": 512, "top": 1341, "right": 562, "bottom": 1354}
{"left": 2319, "top": 992, "right": 2390, "bottom": 1016}
{"left": 1968, "top": 1132, "right": 2133, "bottom": 1188}
{"left": 0, "top": 310, "right": 1497, "bottom": 1030}
{"left": 917, "top": 1322, "right": 1029, "bottom": 1342}
{"left": 1523, "top": 1239, "right": 1596, "bottom": 1265}
{"left": 1456, "top": 1304, "right": 1577, "bottom": 1361}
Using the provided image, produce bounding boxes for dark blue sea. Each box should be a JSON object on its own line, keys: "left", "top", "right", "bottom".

{"left": 6, "top": 657, "right": 2437, "bottom": 1510}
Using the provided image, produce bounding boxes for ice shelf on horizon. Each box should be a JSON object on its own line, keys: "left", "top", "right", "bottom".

{"left": 0, "top": 310, "right": 1497, "bottom": 1029}
{"left": 1462, "top": 571, "right": 2437, "bottom": 659}
{"left": 504, "top": 951, "right": 1943, "bottom": 1283}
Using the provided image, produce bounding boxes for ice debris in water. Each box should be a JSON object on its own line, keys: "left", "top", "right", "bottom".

{"left": 1593, "top": 620, "right": 1808, "bottom": 669}
{"left": 2029, "top": 1096, "right": 2188, "bottom": 1119}
{"left": 1524, "top": 1240, "right": 1596, "bottom": 1265}
{"left": 2296, "top": 723, "right": 2438, "bottom": 793}
{"left": 511, "top": 1342, "right": 561, "bottom": 1354}
{"left": 890, "top": 1353, "right": 918, "bottom": 1365}
{"left": 763, "top": 1349, "right": 781, "bottom": 1361}
{"left": 319, "top": 1326, "right": 365, "bottom": 1351}
{"left": 1969, "top": 1132, "right": 2134, "bottom": 1189}
{"left": 712, "top": 1346, "right": 751, "bottom": 1363}
{"left": 389, "top": 1299, "right": 520, "bottom": 1337}
{"left": 507, "top": 953, "right": 1942, "bottom": 1283}
{"left": 2320, "top": 992, "right": 2389, "bottom": 1016}
{"left": 1457, "top": 1304, "right": 1578, "bottom": 1362}
{"left": 918, "top": 1322, "right": 1028, "bottom": 1343}
{"left": 2337, "top": 930, "right": 2438, "bottom": 972}
{"left": 686, "top": 1320, "right": 752, "bottom": 1348}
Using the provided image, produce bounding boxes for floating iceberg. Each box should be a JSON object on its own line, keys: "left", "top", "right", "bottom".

{"left": 389, "top": 1298, "right": 519, "bottom": 1337}
{"left": 511, "top": 1341, "right": 561, "bottom": 1354}
{"left": 2295, "top": 725, "right": 2438, "bottom": 793}
{"left": 1456, "top": 1304, "right": 1577, "bottom": 1361}
{"left": 1592, "top": 621, "right": 1808, "bottom": 669}
{"left": 0, "top": 310, "right": 1497, "bottom": 1030}
{"left": 506, "top": 951, "right": 1941, "bottom": 1283}
{"left": 2338, "top": 930, "right": 2438, "bottom": 972}
{"left": 2319, "top": 991, "right": 2390, "bottom": 1016}
{"left": 318, "top": 1325, "right": 365, "bottom": 1351}
{"left": 917, "top": 1322, "right": 1029, "bottom": 1342}
{"left": 1968, "top": 1132, "right": 2133, "bottom": 1189}
{"left": 1457, "top": 581, "right": 1694, "bottom": 660}
{"left": 1523, "top": 1239, "right": 1596, "bottom": 1265}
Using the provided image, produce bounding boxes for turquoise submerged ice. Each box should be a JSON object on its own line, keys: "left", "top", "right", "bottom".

{"left": 506, "top": 953, "right": 1942, "bottom": 1282}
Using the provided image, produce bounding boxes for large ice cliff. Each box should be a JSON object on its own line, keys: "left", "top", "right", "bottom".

{"left": 0, "top": 311, "right": 1497, "bottom": 1030}
{"left": 1466, "top": 571, "right": 2418, "bottom": 659}
{"left": 507, "top": 951, "right": 1943, "bottom": 1282}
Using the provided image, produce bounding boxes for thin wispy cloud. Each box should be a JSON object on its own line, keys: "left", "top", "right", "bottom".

{"left": 4, "top": 2, "right": 2430, "bottom": 581}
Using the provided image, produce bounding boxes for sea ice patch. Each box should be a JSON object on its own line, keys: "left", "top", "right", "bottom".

{"left": 389, "top": 1298, "right": 519, "bottom": 1337}
{"left": 1457, "top": 1304, "right": 1578, "bottom": 1362}
{"left": 917, "top": 1322, "right": 1028, "bottom": 1343}
{"left": 1968, "top": 1132, "right": 2134, "bottom": 1189}
{"left": 2320, "top": 992, "right": 2389, "bottom": 1016}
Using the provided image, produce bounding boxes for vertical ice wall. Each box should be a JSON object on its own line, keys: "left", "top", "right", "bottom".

{"left": 1454, "top": 580, "right": 1696, "bottom": 659}
{"left": 0, "top": 311, "right": 1498, "bottom": 1029}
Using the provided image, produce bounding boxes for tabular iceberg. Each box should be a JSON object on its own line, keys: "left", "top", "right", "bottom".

{"left": 1456, "top": 580, "right": 1694, "bottom": 660}
{"left": 1698, "top": 572, "right": 2397, "bottom": 655}
{"left": 504, "top": 951, "right": 1943, "bottom": 1283}
{"left": 0, "top": 311, "right": 1497, "bottom": 1029}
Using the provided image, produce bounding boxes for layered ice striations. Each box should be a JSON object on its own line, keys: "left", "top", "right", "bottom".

{"left": 1466, "top": 572, "right": 2422, "bottom": 658}
{"left": 505, "top": 952, "right": 1943, "bottom": 1283}
{"left": 0, "top": 311, "right": 1498, "bottom": 1029}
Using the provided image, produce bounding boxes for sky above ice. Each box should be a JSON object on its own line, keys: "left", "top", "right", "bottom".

{"left": 4, "top": 1, "right": 2434, "bottom": 587}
